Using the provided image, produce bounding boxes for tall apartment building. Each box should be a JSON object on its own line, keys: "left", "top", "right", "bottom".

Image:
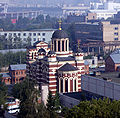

{"left": 75, "top": 21, "right": 120, "bottom": 53}
{"left": 0, "top": 29, "right": 56, "bottom": 45}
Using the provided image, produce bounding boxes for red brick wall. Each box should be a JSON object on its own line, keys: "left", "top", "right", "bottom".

{"left": 105, "top": 56, "right": 115, "bottom": 72}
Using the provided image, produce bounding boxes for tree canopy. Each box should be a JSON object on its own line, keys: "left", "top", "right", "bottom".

{"left": 62, "top": 98, "right": 120, "bottom": 118}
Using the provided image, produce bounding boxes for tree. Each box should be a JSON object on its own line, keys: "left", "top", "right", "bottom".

{"left": 46, "top": 91, "right": 61, "bottom": 118}
{"left": 64, "top": 98, "right": 120, "bottom": 118}
{"left": 0, "top": 75, "right": 7, "bottom": 106}
{"left": 47, "top": 91, "right": 54, "bottom": 112}
{"left": 0, "top": 75, "right": 7, "bottom": 117}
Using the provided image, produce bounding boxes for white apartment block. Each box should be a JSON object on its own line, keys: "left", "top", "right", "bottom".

{"left": 0, "top": 29, "right": 56, "bottom": 45}
{"left": 90, "top": 10, "right": 117, "bottom": 20}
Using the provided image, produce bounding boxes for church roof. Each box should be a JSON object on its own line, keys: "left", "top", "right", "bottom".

{"left": 58, "top": 63, "right": 78, "bottom": 71}
{"left": 52, "top": 30, "right": 68, "bottom": 39}
{"left": 56, "top": 56, "right": 75, "bottom": 61}
{"left": 38, "top": 48, "right": 46, "bottom": 54}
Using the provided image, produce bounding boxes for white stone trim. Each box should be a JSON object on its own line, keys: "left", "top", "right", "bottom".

{"left": 50, "top": 89, "right": 57, "bottom": 91}
{"left": 49, "top": 85, "right": 57, "bottom": 87}
{"left": 49, "top": 80, "right": 57, "bottom": 83}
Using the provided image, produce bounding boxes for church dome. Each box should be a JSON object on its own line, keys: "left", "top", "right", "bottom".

{"left": 52, "top": 30, "right": 68, "bottom": 39}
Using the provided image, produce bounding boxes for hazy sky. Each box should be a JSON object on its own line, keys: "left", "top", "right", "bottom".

{"left": 0, "top": 0, "right": 120, "bottom": 5}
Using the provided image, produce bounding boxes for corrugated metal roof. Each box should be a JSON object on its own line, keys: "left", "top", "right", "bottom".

{"left": 58, "top": 63, "right": 78, "bottom": 71}
{"left": 110, "top": 49, "right": 120, "bottom": 64}
{"left": 0, "top": 49, "right": 26, "bottom": 54}
{"left": 10, "top": 64, "right": 26, "bottom": 71}
{"left": 0, "top": 73, "right": 11, "bottom": 78}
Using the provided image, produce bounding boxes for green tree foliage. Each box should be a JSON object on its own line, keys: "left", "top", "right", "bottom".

{"left": 64, "top": 98, "right": 120, "bottom": 118}
{"left": 0, "top": 51, "right": 26, "bottom": 69}
{"left": 47, "top": 91, "right": 61, "bottom": 118}
{"left": 12, "top": 78, "right": 50, "bottom": 118}
{"left": 0, "top": 75, "right": 7, "bottom": 107}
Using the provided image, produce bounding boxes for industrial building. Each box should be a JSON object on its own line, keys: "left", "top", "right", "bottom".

{"left": 75, "top": 21, "right": 120, "bottom": 54}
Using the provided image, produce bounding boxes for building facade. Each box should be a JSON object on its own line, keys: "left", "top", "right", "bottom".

{"left": 27, "top": 29, "right": 86, "bottom": 95}
{"left": 105, "top": 49, "right": 120, "bottom": 72}
{"left": 0, "top": 29, "right": 56, "bottom": 46}
{"left": 75, "top": 21, "right": 120, "bottom": 54}
{"left": 0, "top": 64, "right": 26, "bottom": 85}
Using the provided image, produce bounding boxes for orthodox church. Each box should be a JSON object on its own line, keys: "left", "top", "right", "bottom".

{"left": 27, "top": 25, "right": 86, "bottom": 95}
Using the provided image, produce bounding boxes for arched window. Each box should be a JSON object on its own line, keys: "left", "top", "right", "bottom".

{"left": 74, "top": 79, "right": 76, "bottom": 91}
{"left": 32, "top": 53, "right": 34, "bottom": 59}
{"left": 61, "top": 79, "right": 63, "bottom": 93}
{"left": 65, "top": 79, "right": 68, "bottom": 92}
{"left": 54, "top": 40, "right": 56, "bottom": 51}
{"left": 62, "top": 40, "right": 64, "bottom": 51}
{"left": 66, "top": 40, "right": 67, "bottom": 51}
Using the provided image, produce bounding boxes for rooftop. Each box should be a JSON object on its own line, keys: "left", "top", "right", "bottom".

{"left": 9, "top": 64, "right": 26, "bottom": 71}
{"left": 93, "top": 72, "right": 120, "bottom": 84}
{"left": 58, "top": 63, "right": 78, "bottom": 72}
{"left": 110, "top": 49, "right": 120, "bottom": 64}
{"left": 0, "top": 73, "right": 11, "bottom": 78}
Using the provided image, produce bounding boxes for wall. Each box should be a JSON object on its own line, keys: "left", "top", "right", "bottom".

{"left": 81, "top": 75, "right": 120, "bottom": 100}
{"left": 0, "top": 30, "right": 55, "bottom": 45}
{"left": 59, "top": 93, "right": 80, "bottom": 108}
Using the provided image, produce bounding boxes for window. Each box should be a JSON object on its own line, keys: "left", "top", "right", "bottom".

{"left": 33, "top": 33, "right": 36, "bottom": 36}
{"left": 4, "top": 33, "right": 7, "bottom": 36}
{"left": 43, "top": 38, "right": 45, "bottom": 41}
{"left": 29, "top": 33, "right": 32, "bottom": 36}
{"left": 18, "top": 33, "right": 21, "bottom": 36}
{"left": 42, "top": 33, "right": 45, "bottom": 36}
{"left": 66, "top": 40, "right": 67, "bottom": 51}
{"left": 58, "top": 41, "right": 60, "bottom": 51}
{"left": 16, "top": 72, "right": 18, "bottom": 75}
{"left": 38, "top": 33, "right": 40, "bottom": 36}
{"left": 23, "top": 33, "right": 26, "bottom": 36}
{"left": 115, "top": 27, "right": 118, "bottom": 30}
{"left": 114, "top": 38, "right": 118, "bottom": 41}
{"left": 114, "top": 32, "right": 118, "bottom": 35}
{"left": 21, "top": 71, "right": 23, "bottom": 74}
{"left": 62, "top": 41, "right": 64, "bottom": 51}
{"left": 34, "top": 38, "right": 36, "bottom": 41}
{"left": 24, "top": 38, "right": 26, "bottom": 41}
{"left": 14, "top": 33, "right": 16, "bottom": 36}
{"left": 54, "top": 40, "right": 56, "bottom": 51}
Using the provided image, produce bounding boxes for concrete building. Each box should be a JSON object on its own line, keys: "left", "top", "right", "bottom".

{"left": 105, "top": 49, "right": 120, "bottom": 72}
{"left": 81, "top": 73, "right": 120, "bottom": 100}
{"left": 0, "top": 29, "right": 56, "bottom": 46}
{"left": 76, "top": 21, "right": 120, "bottom": 54}
{"left": 90, "top": 10, "right": 117, "bottom": 20}
{"left": 0, "top": 11, "right": 42, "bottom": 19}
{"left": 27, "top": 28, "right": 87, "bottom": 95}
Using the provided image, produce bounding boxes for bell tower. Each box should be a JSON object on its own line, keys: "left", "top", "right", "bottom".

{"left": 51, "top": 20, "right": 70, "bottom": 57}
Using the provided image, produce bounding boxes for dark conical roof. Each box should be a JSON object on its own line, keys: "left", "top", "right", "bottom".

{"left": 52, "top": 30, "right": 68, "bottom": 39}
{"left": 58, "top": 63, "right": 78, "bottom": 71}
{"left": 38, "top": 48, "right": 46, "bottom": 54}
